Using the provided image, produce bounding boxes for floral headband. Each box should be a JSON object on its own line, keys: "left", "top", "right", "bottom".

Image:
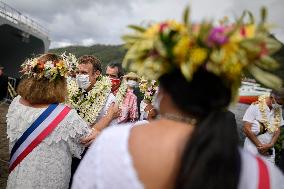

{"left": 122, "top": 7, "right": 282, "bottom": 100}
{"left": 21, "top": 55, "right": 68, "bottom": 81}
{"left": 139, "top": 78, "right": 158, "bottom": 102}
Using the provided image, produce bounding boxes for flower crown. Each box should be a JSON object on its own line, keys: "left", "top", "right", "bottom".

{"left": 122, "top": 7, "right": 282, "bottom": 100}
{"left": 21, "top": 55, "right": 68, "bottom": 81}
{"left": 139, "top": 78, "right": 158, "bottom": 102}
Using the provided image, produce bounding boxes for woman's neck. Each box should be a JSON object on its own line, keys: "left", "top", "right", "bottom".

{"left": 19, "top": 97, "right": 49, "bottom": 108}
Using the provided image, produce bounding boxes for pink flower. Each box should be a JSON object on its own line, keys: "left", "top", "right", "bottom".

{"left": 207, "top": 27, "right": 228, "bottom": 46}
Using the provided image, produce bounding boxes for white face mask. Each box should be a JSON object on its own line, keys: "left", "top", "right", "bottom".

{"left": 76, "top": 74, "right": 91, "bottom": 90}
{"left": 127, "top": 80, "right": 138, "bottom": 88}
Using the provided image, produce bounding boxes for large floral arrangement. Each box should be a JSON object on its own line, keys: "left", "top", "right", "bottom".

{"left": 67, "top": 76, "right": 112, "bottom": 124}
{"left": 139, "top": 79, "right": 158, "bottom": 102}
{"left": 21, "top": 56, "right": 68, "bottom": 81}
{"left": 122, "top": 7, "right": 282, "bottom": 100}
{"left": 258, "top": 95, "right": 281, "bottom": 133}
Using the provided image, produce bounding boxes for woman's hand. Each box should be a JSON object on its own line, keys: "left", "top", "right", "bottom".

{"left": 107, "top": 103, "right": 121, "bottom": 120}
{"left": 80, "top": 128, "right": 100, "bottom": 146}
{"left": 257, "top": 143, "right": 273, "bottom": 155}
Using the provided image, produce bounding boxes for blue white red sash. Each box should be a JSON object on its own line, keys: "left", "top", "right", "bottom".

{"left": 9, "top": 104, "right": 71, "bottom": 173}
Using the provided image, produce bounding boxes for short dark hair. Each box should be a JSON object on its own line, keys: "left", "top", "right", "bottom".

{"left": 107, "top": 62, "right": 124, "bottom": 78}
{"left": 78, "top": 55, "right": 102, "bottom": 73}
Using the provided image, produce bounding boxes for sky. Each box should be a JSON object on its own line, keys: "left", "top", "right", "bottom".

{"left": 4, "top": 0, "right": 284, "bottom": 48}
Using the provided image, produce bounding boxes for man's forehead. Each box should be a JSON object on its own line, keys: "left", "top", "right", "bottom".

{"left": 78, "top": 63, "right": 92, "bottom": 70}
{"left": 107, "top": 66, "right": 118, "bottom": 72}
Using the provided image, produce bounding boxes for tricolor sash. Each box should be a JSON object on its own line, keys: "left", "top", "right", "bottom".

{"left": 9, "top": 104, "right": 71, "bottom": 173}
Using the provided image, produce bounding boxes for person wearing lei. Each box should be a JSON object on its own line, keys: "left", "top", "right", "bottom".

{"left": 67, "top": 55, "right": 120, "bottom": 183}
{"left": 243, "top": 90, "right": 284, "bottom": 163}
{"left": 67, "top": 55, "right": 120, "bottom": 132}
{"left": 139, "top": 79, "right": 158, "bottom": 121}
{"left": 72, "top": 7, "right": 284, "bottom": 189}
{"left": 116, "top": 72, "right": 140, "bottom": 123}
{"left": 6, "top": 53, "right": 94, "bottom": 189}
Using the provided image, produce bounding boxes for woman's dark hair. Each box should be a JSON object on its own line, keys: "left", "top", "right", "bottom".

{"left": 159, "top": 68, "right": 240, "bottom": 189}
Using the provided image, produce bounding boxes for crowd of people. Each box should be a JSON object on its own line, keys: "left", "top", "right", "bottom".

{"left": 3, "top": 7, "right": 284, "bottom": 189}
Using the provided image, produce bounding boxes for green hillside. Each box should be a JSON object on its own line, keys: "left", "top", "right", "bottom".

{"left": 49, "top": 44, "right": 127, "bottom": 71}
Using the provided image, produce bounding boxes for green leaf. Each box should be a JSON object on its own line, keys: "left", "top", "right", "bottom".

{"left": 257, "top": 55, "right": 279, "bottom": 70}
{"left": 128, "top": 25, "right": 146, "bottom": 33}
{"left": 260, "top": 7, "right": 267, "bottom": 24}
{"left": 121, "top": 35, "right": 143, "bottom": 43}
{"left": 183, "top": 6, "right": 190, "bottom": 25}
{"left": 264, "top": 38, "right": 282, "bottom": 54}
{"left": 248, "top": 64, "right": 282, "bottom": 90}
{"left": 247, "top": 11, "right": 255, "bottom": 24}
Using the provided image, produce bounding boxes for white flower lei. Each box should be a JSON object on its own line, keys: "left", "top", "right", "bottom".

{"left": 258, "top": 95, "right": 281, "bottom": 133}
{"left": 67, "top": 76, "right": 112, "bottom": 125}
{"left": 115, "top": 80, "right": 128, "bottom": 107}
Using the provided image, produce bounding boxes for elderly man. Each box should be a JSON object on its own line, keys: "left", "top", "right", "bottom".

{"left": 243, "top": 89, "right": 284, "bottom": 163}
{"left": 0, "top": 65, "right": 8, "bottom": 101}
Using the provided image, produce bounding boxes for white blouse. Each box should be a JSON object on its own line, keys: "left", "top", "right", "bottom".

{"left": 6, "top": 96, "right": 91, "bottom": 189}
{"left": 72, "top": 125, "right": 284, "bottom": 189}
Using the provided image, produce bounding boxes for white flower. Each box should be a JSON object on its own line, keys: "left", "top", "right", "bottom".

{"left": 44, "top": 61, "right": 54, "bottom": 69}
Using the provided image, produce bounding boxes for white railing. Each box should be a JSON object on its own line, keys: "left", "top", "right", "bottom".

{"left": 0, "top": 1, "right": 49, "bottom": 37}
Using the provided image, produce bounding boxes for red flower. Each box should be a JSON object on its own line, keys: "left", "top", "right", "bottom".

{"left": 240, "top": 26, "right": 246, "bottom": 37}
{"left": 159, "top": 23, "right": 169, "bottom": 32}
{"left": 259, "top": 43, "right": 268, "bottom": 57}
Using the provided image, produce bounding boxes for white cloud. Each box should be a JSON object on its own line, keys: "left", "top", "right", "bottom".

{"left": 4, "top": 0, "right": 284, "bottom": 48}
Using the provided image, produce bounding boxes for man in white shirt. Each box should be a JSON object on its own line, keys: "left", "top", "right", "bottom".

{"left": 243, "top": 89, "right": 284, "bottom": 163}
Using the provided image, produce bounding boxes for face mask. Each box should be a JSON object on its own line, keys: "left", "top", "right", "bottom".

{"left": 127, "top": 80, "right": 138, "bottom": 88}
{"left": 110, "top": 78, "right": 121, "bottom": 92}
{"left": 76, "top": 74, "right": 91, "bottom": 90}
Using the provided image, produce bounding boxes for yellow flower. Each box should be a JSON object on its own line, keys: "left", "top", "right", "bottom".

{"left": 56, "top": 60, "right": 64, "bottom": 69}
{"left": 144, "top": 24, "right": 160, "bottom": 38}
{"left": 230, "top": 25, "right": 255, "bottom": 42}
{"left": 244, "top": 25, "right": 255, "bottom": 38}
{"left": 173, "top": 36, "right": 191, "bottom": 64}
{"left": 168, "top": 20, "right": 187, "bottom": 33}
{"left": 189, "top": 48, "right": 208, "bottom": 64}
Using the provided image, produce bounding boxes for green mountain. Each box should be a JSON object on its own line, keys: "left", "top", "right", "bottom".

{"left": 49, "top": 44, "right": 127, "bottom": 71}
